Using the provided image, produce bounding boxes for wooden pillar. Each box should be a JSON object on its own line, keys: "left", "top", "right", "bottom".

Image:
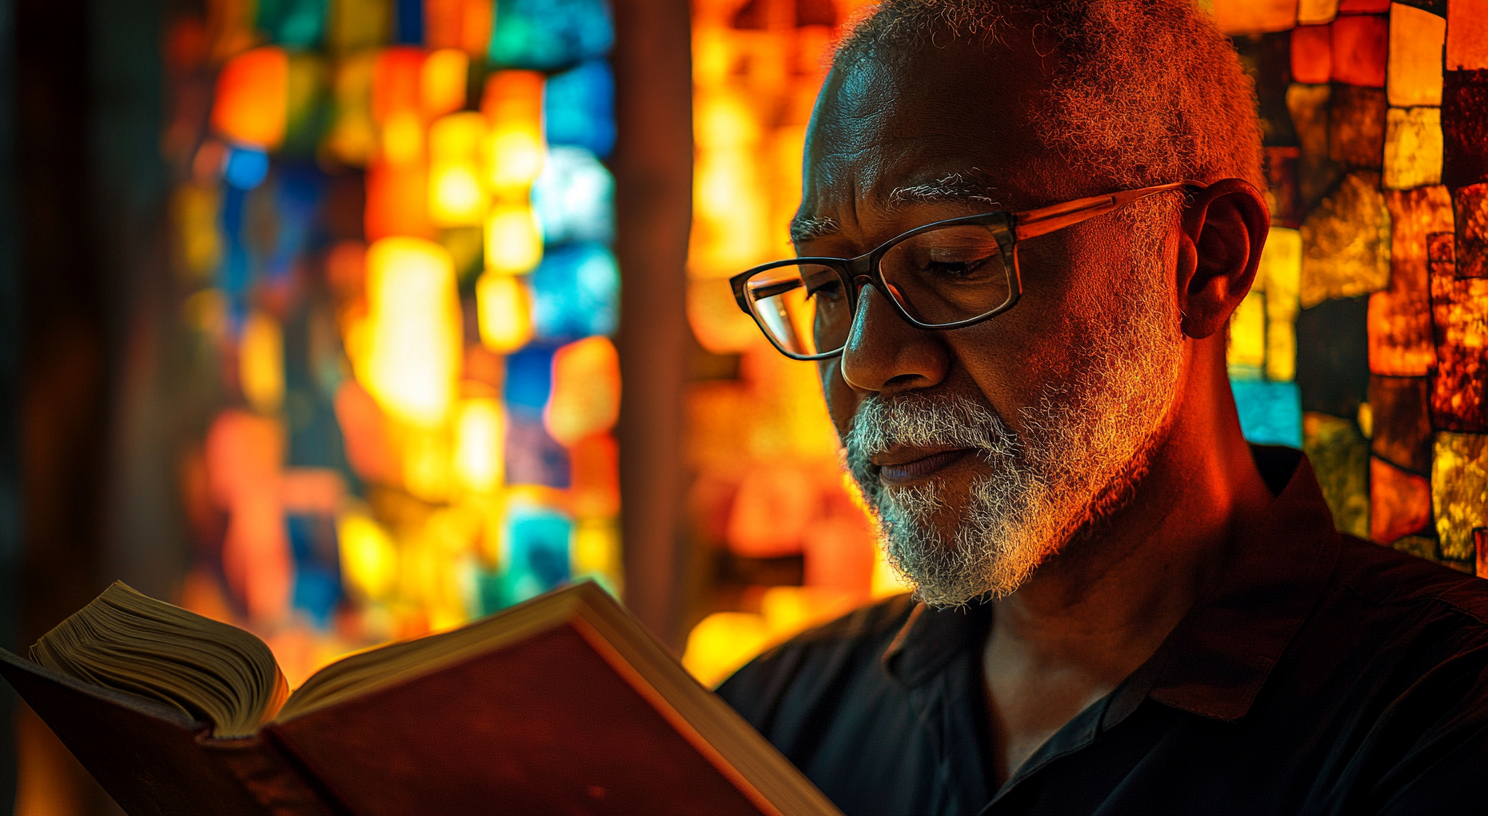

{"left": 0, "top": 0, "right": 19, "bottom": 809}
{"left": 612, "top": 0, "right": 693, "bottom": 650}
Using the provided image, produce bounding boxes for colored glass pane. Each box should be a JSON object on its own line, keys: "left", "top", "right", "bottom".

{"left": 569, "top": 434, "right": 620, "bottom": 518}
{"left": 1388, "top": 4, "right": 1447, "bottom": 106}
{"left": 1291, "top": 25, "right": 1333, "bottom": 85}
{"left": 1446, "top": 0, "right": 1488, "bottom": 70}
{"left": 533, "top": 146, "right": 614, "bottom": 245}
{"left": 1455, "top": 183, "right": 1488, "bottom": 278}
{"left": 394, "top": 0, "right": 424, "bottom": 43}
{"left": 454, "top": 398, "right": 505, "bottom": 493}
{"left": 530, "top": 243, "right": 619, "bottom": 341}
{"left": 1286, "top": 83, "right": 1341, "bottom": 206}
{"left": 1210, "top": 0, "right": 1298, "bottom": 34}
{"left": 1383, "top": 107, "right": 1444, "bottom": 189}
{"left": 504, "top": 344, "right": 555, "bottom": 415}
{"left": 482, "top": 71, "right": 547, "bottom": 193}
{"left": 1442, "top": 69, "right": 1488, "bottom": 188}
{"left": 484, "top": 203, "right": 543, "bottom": 273}
{"left": 1228, "top": 289, "right": 1267, "bottom": 376}
{"left": 1432, "top": 431, "right": 1488, "bottom": 558}
{"left": 371, "top": 47, "right": 426, "bottom": 124}
{"left": 1231, "top": 379, "right": 1304, "bottom": 447}
{"left": 488, "top": 0, "right": 614, "bottom": 70}
{"left": 223, "top": 145, "right": 271, "bottom": 190}
{"left": 365, "top": 161, "right": 431, "bottom": 239}
{"left": 1429, "top": 231, "right": 1488, "bottom": 431}
{"left": 1328, "top": 85, "right": 1388, "bottom": 167}
{"left": 1370, "top": 456, "right": 1432, "bottom": 542}
{"left": 324, "top": 52, "right": 378, "bottom": 166}
{"left": 1339, "top": 0, "right": 1390, "bottom": 9}
{"left": 1303, "top": 412, "right": 1372, "bottom": 538}
{"left": 544, "top": 60, "right": 616, "bottom": 158}
{"left": 498, "top": 505, "right": 573, "bottom": 603}
{"left": 545, "top": 337, "right": 620, "bottom": 446}
{"left": 1371, "top": 185, "right": 1449, "bottom": 374}
{"left": 505, "top": 415, "right": 571, "bottom": 487}
{"left": 328, "top": 0, "right": 392, "bottom": 52}
{"left": 425, "top": 0, "right": 495, "bottom": 56}
{"left": 1299, "top": 0, "right": 1340, "bottom": 23}
{"left": 428, "top": 112, "right": 487, "bottom": 227}
{"left": 420, "top": 49, "right": 470, "bottom": 119}
{"left": 1300, "top": 172, "right": 1392, "bottom": 307}
{"left": 1263, "top": 227, "right": 1304, "bottom": 381}
{"left": 1369, "top": 375, "right": 1434, "bottom": 473}
{"left": 213, "top": 47, "right": 289, "bottom": 148}
{"left": 241, "top": 312, "right": 286, "bottom": 414}
{"left": 257, "top": 0, "right": 328, "bottom": 47}
{"left": 475, "top": 272, "right": 535, "bottom": 352}
{"left": 1332, "top": 14, "right": 1389, "bottom": 87}
{"left": 360, "top": 237, "right": 462, "bottom": 426}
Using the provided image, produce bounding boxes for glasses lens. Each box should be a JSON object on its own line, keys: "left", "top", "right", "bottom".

{"left": 744, "top": 263, "right": 850, "bottom": 357}
{"left": 879, "top": 224, "right": 1012, "bottom": 325}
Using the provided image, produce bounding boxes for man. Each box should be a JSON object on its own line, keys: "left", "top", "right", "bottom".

{"left": 714, "top": 1, "right": 1488, "bottom": 814}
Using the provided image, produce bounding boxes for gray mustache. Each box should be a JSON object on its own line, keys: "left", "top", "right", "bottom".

{"left": 844, "top": 394, "right": 1017, "bottom": 462}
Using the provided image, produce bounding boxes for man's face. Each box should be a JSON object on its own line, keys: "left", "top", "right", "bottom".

{"left": 798, "top": 39, "right": 1189, "bottom": 605}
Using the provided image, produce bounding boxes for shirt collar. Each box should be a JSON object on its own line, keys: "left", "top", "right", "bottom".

{"left": 880, "top": 445, "right": 1342, "bottom": 724}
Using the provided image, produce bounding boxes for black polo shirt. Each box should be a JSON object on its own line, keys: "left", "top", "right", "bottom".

{"left": 717, "top": 447, "right": 1488, "bottom": 815}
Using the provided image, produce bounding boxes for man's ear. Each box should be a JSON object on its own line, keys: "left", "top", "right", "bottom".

{"left": 1174, "top": 178, "right": 1270, "bottom": 339}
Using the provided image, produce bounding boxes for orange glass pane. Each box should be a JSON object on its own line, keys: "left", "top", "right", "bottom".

{"left": 1446, "top": 0, "right": 1488, "bottom": 70}
{"left": 365, "top": 160, "right": 432, "bottom": 239}
{"left": 333, "top": 381, "right": 400, "bottom": 484}
{"left": 1332, "top": 14, "right": 1388, "bottom": 87}
{"left": 1388, "top": 4, "right": 1446, "bottom": 107}
{"left": 1370, "top": 375, "right": 1434, "bottom": 473}
{"left": 426, "top": 0, "right": 494, "bottom": 56}
{"left": 482, "top": 71, "right": 546, "bottom": 194}
{"left": 1370, "top": 456, "right": 1432, "bottom": 542}
{"left": 1371, "top": 186, "right": 1449, "bottom": 375}
{"left": 212, "top": 47, "right": 288, "bottom": 148}
{"left": 1299, "top": 0, "right": 1339, "bottom": 24}
{"left": 1291, "top": 25, "right": 1333, "bottom": 84}
{"left": 1210, "top": 0, "right": 1298, "bottom": 34}
{"left": 372, "top": 47, "right": 426, "bottom": 124}
{"left": 569, "top": 432, "right": 620, "bottom": 518}
{"left": 421, "top": 48, "right": 469, "bottom": 119}
{"left": 545, "top": 336, "right": 621, "bottom": 446}
{"left": 1429, "top": 230, "right": 1488, "bottom": 431}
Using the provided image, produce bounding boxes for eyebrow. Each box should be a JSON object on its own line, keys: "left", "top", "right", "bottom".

{"left": 789, "top": 172, "right": 1003, "bottom": 244}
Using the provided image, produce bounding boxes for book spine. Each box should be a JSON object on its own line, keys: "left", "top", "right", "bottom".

{"left": 212, "top": 737, "right": 344, "bottom": 816}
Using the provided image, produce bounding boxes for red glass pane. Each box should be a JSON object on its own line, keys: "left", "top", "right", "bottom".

{"left": 1291, "top": 24, "right": 1332, "bottom": 84}
{"left": 1371, "top": 456, "right": 1432, "bottom": 543}
{"left": 1333, "top": 14, "right": 1388, "bottom": 87}
{"left": 1429, "top": 230, "right": 1488, "bottom": 431}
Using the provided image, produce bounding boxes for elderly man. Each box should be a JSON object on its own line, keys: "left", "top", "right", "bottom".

{"left": 714, "top": 1, "right": 1488, "bottom": 814}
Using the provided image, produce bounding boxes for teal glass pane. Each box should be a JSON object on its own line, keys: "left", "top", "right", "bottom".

{"left": 531, "top": 243, "right": 619, "bottom": 341}
{"left": 544, "top": 60, "right": 615, "bottom": 157}
{"left": 1232, "top": 379, "right": 1304, "bottom": 447}
{"left": 533, "top": 146, "right": 614, "bottom": 245}
{"left": 488, "top": 0, "right": 614, "bottom": 70}
{"left": 255, "top": 0, "right": 328, "bottom": 47}
{"left": 501, "top": 507, "right": 573, "bottom": 604}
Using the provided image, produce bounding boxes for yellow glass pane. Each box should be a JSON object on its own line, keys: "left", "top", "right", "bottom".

{"left": 1388, "top": 4, "right": 1446, "bottom": 107}
{"left": 1383, "top": 107, "right": 1444, "bottom": 190}
{"left": 483, "top": 203, "right": 543, "bottom": 274}
{"left": 475, "top": 271, "right": 534, "bottom": 352}
{"left": 240, "top": 312, "right": 285, "bottom": 414}
{"left": 1303, "top": 412, "right": 1372, "bottom": 538}
{"left": 1300, "top": 172, "right": 1392, "bottom": 308}
{"left": 1446, "top": 0, "right": 1488, "bottom": 70}
{"left": 1432, "top": 431, "right": 1488, "bottom": 559}
{"left": 361, "top": 237, "right": 463, "bottom": 426}
{"left": 1228, "top": 289, "right": 1268, "bottom": 375}
{"left": 1263, "top": 227, "right": 1303, "bottom": 381}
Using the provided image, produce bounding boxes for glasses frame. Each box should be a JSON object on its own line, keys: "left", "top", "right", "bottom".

{"left": 730, "top": 180, "right": 1202, "bottom": 360}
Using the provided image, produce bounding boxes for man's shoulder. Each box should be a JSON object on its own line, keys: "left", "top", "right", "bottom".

{"left": 1331, "top": 534, "right": 1488, "bottom": 629}
{"left": 716, "top": 593, "right": 918, "bottom": 721}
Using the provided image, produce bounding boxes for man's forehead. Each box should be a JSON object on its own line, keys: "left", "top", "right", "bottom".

{"left": 796, "top": 37, "right": 1062, "bottom": 237}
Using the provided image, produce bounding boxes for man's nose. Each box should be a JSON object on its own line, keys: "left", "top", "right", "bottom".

{"left": 837, "top": 283, "right": 949, "bottom": 394}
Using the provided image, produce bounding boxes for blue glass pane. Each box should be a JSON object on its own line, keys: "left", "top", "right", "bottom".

{"left": 505, "top": 345, "right": 556, "bottom": 416}
{"left": 265, "top": 166, "right": 324, "bottom": 285}
{"left": 287, "top": 513, "right": 343, "bottom": 628}
{"left": 506, "top": 415, "right": 571, "bottom": 488}
{"left": 223, "top": 146, "right": 270, "bottom": 190}
{"left": 394, "top": 0, "right": 424, "bottom": 44}
{"left": 543, "top": 60, "right": 615, "bottom": 157}
{"left": 500, "top": 506, "right": 573, "bottom": 605}
{"left": 256, "top": 0, "right": 327, "bottom": 47}
{"left": 531, "top": 243, "right": 619, "bottom": 341}
{"left": 1231, "top": 379, "right": 1303, "bottom": 448}
{"left": 488, "top": 0, "right": 614, "bottom": 70}
{"left": 532, "top": 147, "right": 614, "bottom": 245}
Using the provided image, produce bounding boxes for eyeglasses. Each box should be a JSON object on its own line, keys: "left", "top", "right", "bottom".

{"left": 730, "top": 180, "right": 1200, "bottom": 360}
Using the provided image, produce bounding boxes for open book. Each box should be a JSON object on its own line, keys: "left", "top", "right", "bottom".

{"left": 2, "top": 581, "right": 843, "bottom": 816}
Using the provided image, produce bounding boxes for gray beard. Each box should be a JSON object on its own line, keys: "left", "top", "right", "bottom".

{"left": 842, "top": 221, "right": 1185, "bottom": 608}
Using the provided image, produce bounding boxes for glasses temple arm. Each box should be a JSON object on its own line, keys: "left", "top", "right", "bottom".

{"left": 1012, "top": 181, "right": 1198, "bottom": 241}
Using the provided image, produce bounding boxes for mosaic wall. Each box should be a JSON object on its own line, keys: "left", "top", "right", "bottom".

{"left": 163, "top": 0, "right": 622, "bottom": 684}
{"left": 680, "top": 0, "right": 1488, "bottom": 684}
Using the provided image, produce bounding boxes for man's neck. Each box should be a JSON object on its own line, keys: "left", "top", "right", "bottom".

{"left": 981, "top": 351, "right": 1275, "bottom": 785}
